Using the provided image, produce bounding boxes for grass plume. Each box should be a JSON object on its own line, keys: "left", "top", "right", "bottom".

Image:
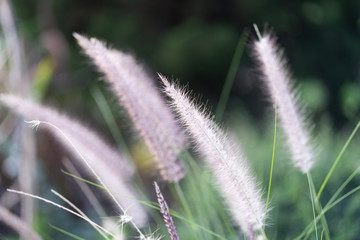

{"left": 252, "top": 31, "right": 316, "bottom": 174}
{"left": 160, "top": 75, "right": 266, "bottom": 240}
{"left": 0, "top": 94, "right": 147, "bottom": 227}
{"left": 74, "top": 33, "right": 186, "bottom": 183}
{"left": 154, "top": 182, "right": 179, "bottom": 240}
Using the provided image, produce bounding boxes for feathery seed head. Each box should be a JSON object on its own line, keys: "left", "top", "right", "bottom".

{"left": 0, "top": 94, "right": 147, "bottom": 226}
{"left": 160, "top": 75, "right": 266, "bottom": 239}
{"left": 253, "top": 32, "right": 315, "bottom": 173}
{"left": 154, "top": 182, "right": 179, "bottom": 240}
{"left": 74, "top": 33, "right": 186, "bottom": 183}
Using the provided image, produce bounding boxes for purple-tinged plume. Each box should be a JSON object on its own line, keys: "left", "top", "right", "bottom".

{"left": 160, "top": 75, "right": 266, "bottom": 240}
{"left": 74, "top": 33, "right": 186, "bottom": 183}
{"left": 154, "top": 182, "right": 179, "bottom": 240}
{"left": 0, "top": 94, "right": 147, "bottom": 227}
{"left": 253, "top": 32, "right": 315, "bottom": 173}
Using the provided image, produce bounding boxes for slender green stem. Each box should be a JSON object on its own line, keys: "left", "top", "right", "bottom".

{"left": 307, "top": 173, "right": 318, "bottom": 240}
{"left": 264, "top": 103, "right": 277, "bottom": 227}
{"left": 298, "top": 120, "right": 360, "bottom": 239}
{"left": 297, "top": 170, "right": 360, "bottom": 240}
{"left": 182, "top": 156, "right": 212, "bottom": 238}
{"left": 182, "top": 150, "right": 237, "bottom": 237}
{"left": 91, "top": 86, "right": 148, "bottom": 192}
{"left": 49, "top": 224, "right": 86, "bottom": 240}
{"left": 64, "top": 169, "right": 226, "bottom": 239}
{"left": 170, "top": 209, "right": 227, "bottom": 240}
{"left": 325, "top": 185, "right": 360, "bottom": 212}
{"left": 327, "top": 165, "right": 360, "bottom": 207}
{"left": 173, "top": 182, "right": 196, "bottom": 226}
{"left": 301, "top": 185, "right": 360, "bottom": 240}
{"left": 308, "top": 174, "right": 330, "bottom": 239}
{"left": 169, "top": 182, "right": 203, "bottom": 240}
{"left": 215, "top": 32, "right": 247, "bottom": 122}
{"left": 36, "top": 121, "right": 144, "bottom": 236}
{"left": 91, "top": 86, "right": 130, "bottom": 156}
{"left": 317, "top": 121, "right": 360, "bottom": 200}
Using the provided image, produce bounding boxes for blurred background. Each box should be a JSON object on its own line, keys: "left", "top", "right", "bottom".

{"left": 9, "top": 0, "right": 360, "bottom": 127}
{"left": 1, "top": 0, "right": 360, "bottom": 239}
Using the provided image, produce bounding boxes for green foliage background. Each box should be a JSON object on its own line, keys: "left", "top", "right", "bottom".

{"left": 12, "top": 0, "right": 360, "bottom": 126}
